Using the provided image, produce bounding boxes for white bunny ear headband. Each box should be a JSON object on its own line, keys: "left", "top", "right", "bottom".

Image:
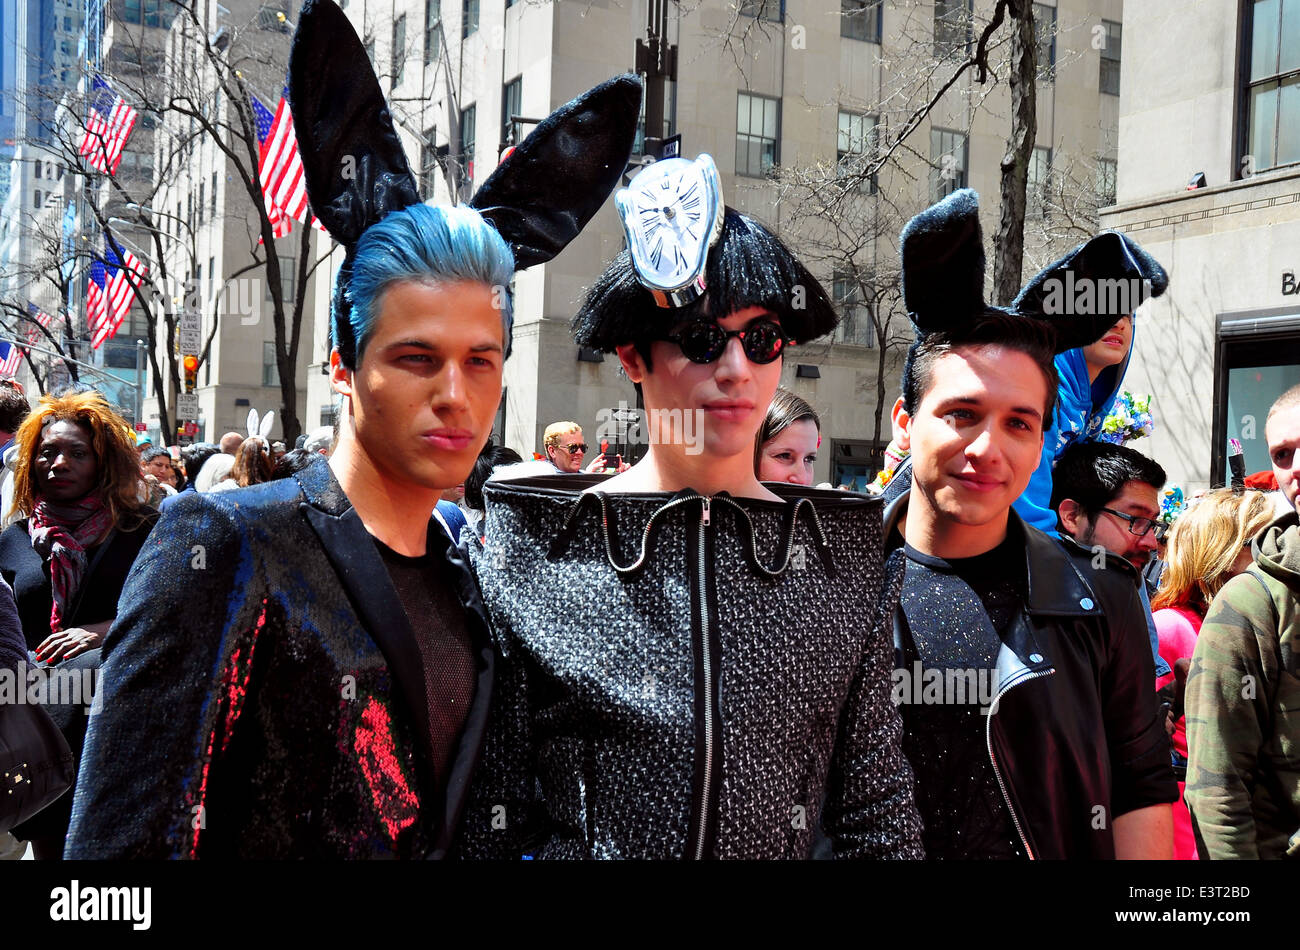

{"left": 246, "top": 408, "right": 275, "bottom": 443}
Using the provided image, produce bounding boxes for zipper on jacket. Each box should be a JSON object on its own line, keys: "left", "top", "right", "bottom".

{"left": 984, "top": 667, "right": 1055, "bottom": 860}
{"left": 691, "top": 495, "right": 719, "bottom": 860}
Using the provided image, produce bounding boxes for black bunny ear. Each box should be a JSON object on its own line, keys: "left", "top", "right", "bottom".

{"left": 288, "top": 0, "right": 420, "bottom": 248}
{"left": 470, "top": 75, "right": 642, "bottom": 270}
{"left": 899, "top": 188, "right": 989, "bottom": 333}
{"left": 1014, "top": 231, "right": 1169, "bottom": 352}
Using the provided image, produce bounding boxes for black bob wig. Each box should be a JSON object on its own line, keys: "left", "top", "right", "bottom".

{"left": 571, "top": 208, "right": 839, "bottom": 354}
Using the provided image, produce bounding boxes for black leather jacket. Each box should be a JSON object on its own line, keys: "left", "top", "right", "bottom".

{"left": 884, "top": 491, "right": 1177, "bottom": 859}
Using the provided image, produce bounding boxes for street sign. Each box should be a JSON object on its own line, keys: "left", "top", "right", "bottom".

{"left": 134, "top": 422, "right": 147, "bottom": 432}
{"left": 177, "top": 393, "right": 200, "bottom": 419}
{"left": 184, "top": 421, "right": 199, "bottom": 437}
{"left": 180, "top": 329, "right": 201, "bottom": 353}
{"left": 180, "top": 311, "right": 200, "bottom": 333}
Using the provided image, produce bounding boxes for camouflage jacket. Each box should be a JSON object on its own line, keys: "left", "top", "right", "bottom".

{"left": 1185, "top": 510, "right": 1300, "bottom": 859}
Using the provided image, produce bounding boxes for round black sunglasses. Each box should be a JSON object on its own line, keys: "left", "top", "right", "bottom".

{"left": 661, "top": 318, "right": 791, "bottom": 365}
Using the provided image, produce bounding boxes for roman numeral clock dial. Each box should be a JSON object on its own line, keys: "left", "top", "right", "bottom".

{"left": 615, "top": 154, "right": 725, "bottom": 308}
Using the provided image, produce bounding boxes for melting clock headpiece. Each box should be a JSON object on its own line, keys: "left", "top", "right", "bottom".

{"left": 573, "top": 151, "right": 839, "bottom": 353}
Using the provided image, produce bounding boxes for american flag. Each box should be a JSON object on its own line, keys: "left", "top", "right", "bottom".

{"left": 251, "top": 94, "right": 293, "bottom": 239}
{"left": 251, "top": 92, "right": 322, "bottom": 237}
{"left": 78, "top": 75, "right": 138, "bottom": 175}
{"left": 0, "top": 342, "right": 23, "bottom": 378}
{"left": 24, "top": 301, "right": 53, "bottom": 346}
{"left": 87, "top": 239, "right": 147, "bottom": 349}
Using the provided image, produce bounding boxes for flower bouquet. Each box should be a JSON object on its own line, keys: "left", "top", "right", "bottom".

{"left": 1098, "top": 390, "right": 1154, "bottom": 445}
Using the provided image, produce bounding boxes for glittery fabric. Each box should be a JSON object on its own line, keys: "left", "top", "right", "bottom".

{"left": 64, "top": 461, "right": 495, "bottom": 859}
{"left": 895, "top": 551, "right": 1024, "bottom": 860}
{"left": 461, "top": 475, "right": 923, "bottom": 860}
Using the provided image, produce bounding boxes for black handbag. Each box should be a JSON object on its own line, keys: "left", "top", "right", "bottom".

{"left": 0, "top": 693, "right": 75, "bottom": 836}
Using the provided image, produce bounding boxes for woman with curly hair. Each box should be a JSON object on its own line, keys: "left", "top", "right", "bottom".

{"left": 0, "top": 388, "right": 157, "bottom": 858}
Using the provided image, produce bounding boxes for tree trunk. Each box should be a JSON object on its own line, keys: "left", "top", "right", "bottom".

{"left": 991, "top": 0, "right": 1038, "bottom": 306}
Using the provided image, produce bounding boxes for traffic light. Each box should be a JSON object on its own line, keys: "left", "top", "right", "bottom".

{"left": 183, "top": 354, "right": 199, "bottom": 393}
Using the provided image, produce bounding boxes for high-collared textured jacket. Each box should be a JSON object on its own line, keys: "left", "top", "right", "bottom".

{"left": 885, "top": 491, "right": 1177, "bottom": 859}
{"left": 64, "top": 458, "right": 494, "bottom": 859}
{"left": 459, "top": 474, "right": 923, "bottom": 860}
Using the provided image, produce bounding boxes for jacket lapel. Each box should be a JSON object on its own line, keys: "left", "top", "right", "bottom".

{"left": 293, "top": 462, "right": 438, "bottom": 797}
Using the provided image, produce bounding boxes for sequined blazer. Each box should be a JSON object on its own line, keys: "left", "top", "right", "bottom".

{"left": 64, "top": 459, "right": 495, "bottom": 859}
{"left": 460, "top": 475, "right": 923, "bottom": 859}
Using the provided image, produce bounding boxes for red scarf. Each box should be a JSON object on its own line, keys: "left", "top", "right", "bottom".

{"left": 27, "top": 495, "right": 114, "bottom": 634}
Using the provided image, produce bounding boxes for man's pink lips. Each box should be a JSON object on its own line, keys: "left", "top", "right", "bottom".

{"left": 951, "top": 471, "right": 1003, "bottom": 492}
{"left": 703, "top": 400, "right": 755, "bottom": 421}
{"left": 423, "top": 428, "right": 473, "bottom": 451}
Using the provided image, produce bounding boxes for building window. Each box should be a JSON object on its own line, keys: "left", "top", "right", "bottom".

{"left": 736, "top": 92, "right": 780, "bottom": 178}
{"left": 493, "top": 388, "right": 507, "bottom": 444}
{"left": 256, "top": 4, "right": 289, "bottom": 31}
{"left": 1096, "top": 158, "right": 1117, "bottom": 205}
{"left": 263, "top": 341, "right": 280, "bottom": 387}
{"left": 837, "top": 110, "right": 878, "bottom": 193}
{"left": 143, "top": 0, "right": 167, "bottom": 27}
{"left": 265, "top": 256, "right": 295, "bottom": 304}
{"left": 738, "top": 0, "right": 782, "bottom": 22}
{"left": 33, "top": 189, "right": 41, "bottom": 208}
{"left": 392, "top": 14, "right": 406, "bottom": 86}
{"left": 1099, "top": 19, "right": 1121, "bottom": 96}
{"left": 463, "top": 0, "right": 479, "bottom": 38}
{"left": 832, "top": 268, "right": 875, "bottom": 346}
{"left": 1214, "top": 317, "right": 1300, "bottom": 485}
{"left": 934, "top": 0, "right": 972, "bottom": 58}
{"left": 502, "top": 77, "right": 522, "bottom": 150}
{"left": 1034, "top": 3, "right": 1056, "bottom": 82}
{"left": 841, "top": 0, "right": 882, "bottom": 43}
{"left": 198, "top": 181, "right": 205, "bottom": 224}
{"left": 930, "top": 127, "right": 968, "bottom": 201}
{"left": 421, "top": 127, "right": 440, "bottom": 197}
{"left": 123, "top": 0, "right": 142, "bottom": 24}
{"left": 1027, "top": 145, "right": 1051, "bottom": 218}
{"left": 459, "top": 105, "right": 476, "bottom": 190}
{"left": 425, "top": 0, "right": 441, "bottom": 64}
{"left": 211, "top": 172, "right": 218, "bottom": 219}
{"left": 33, "top": 162, "right": 41, "bottom": 179}
{"left": 1246, "top": 0, "right": 1300, "bottom": 173}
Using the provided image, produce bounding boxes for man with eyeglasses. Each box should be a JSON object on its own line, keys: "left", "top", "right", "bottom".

{"left": 1051, "top": 440, "right": 1173, "bottom": 682}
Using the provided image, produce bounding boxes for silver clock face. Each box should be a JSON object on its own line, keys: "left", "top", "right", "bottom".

{"left": 616, "top": 155, "right": 723, "bottom": 299}
{"left": 631, "top": 172, "right": 708, "bottom": 284}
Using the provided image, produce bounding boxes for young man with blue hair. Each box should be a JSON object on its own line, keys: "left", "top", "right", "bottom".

{"left": 63, "top": 0, "right": 640, "bottom": 858}
{"left": 66, "top": 204, "right": 515, "bottom": 859}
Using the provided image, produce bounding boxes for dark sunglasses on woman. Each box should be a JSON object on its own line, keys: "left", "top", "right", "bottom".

{"left": 661, "top": 317, "right": 791, "bottom": 365}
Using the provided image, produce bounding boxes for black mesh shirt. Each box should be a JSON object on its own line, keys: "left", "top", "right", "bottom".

{"left": 373, "top": 539, "right": 477, "bottom": 792}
